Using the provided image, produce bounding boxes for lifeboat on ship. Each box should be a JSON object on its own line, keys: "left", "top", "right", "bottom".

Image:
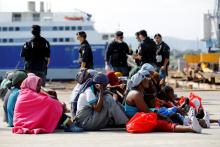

{"left": 64, "top": 16, "right": 84, "bottom": 21}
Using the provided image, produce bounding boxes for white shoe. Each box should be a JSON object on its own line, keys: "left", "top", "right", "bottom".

{"left": 188, "top": 107, "right": 195, "bottom": 118}
{"left": 203, "top": 111, "right": 210, "bottom": 128}
{"left": 190, "top": 116, "right": 202, "bottom": 133}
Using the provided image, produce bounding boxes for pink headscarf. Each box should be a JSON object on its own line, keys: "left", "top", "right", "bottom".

{"left": 13, "top": 75, "right": 63, "bottom": 134}
{"left": 21, "top": 75, "right": 40, "bottom": 91}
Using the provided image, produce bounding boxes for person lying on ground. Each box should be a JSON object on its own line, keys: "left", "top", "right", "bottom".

{"left": 180, "top": 93, "right": 220, "bottom": 128}
{"left": 124, "top": 71, "right": 202, "bottom": 133}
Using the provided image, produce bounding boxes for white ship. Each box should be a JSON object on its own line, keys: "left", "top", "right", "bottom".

{"left": 0, "top": 1, "right": 114, "bottom": 80}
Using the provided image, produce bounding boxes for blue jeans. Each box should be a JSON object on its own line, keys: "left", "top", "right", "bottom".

{"left": 156, "top": 67, "right": 167, "bottom": 80}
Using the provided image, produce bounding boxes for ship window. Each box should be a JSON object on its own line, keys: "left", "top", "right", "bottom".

{"left": 53, "top": 26, "right": 57, "bottom": 31}
{"left": 219, "top": 24, "right": 220, "bottom": 29}
{"left": 9, "top": 39, "right": 13, "bottom": 42}
{"left": 15, "top": 27, "right": 20, "bottom": 31}
{"left": 33, "top": 13, "right": 40, "bottom": 21}
{"left": 65, "top": 26, "right": 70, "bottom": 31}
{"left": 77, "top": 26, "right": 82, "bottom": 30}
{"left": 83, "top": 26, "right": 94, "bottom": 30}
{"left": 2, "top": 39, "right": 7, "bottom": 43}
{"left": 59, "top": 26, "right": 64, "bottom": 31}
{"left": 12, "top": 13, "right": 21, "bottom": 22}
{"left": 9, "top": 27, "right": 14, "bottom": 31}
{"left": 59, "top": 38, "right": 63, "bottom": 42}
{"left": 71, "top": 26, "right": 76, "bottom": 30}
{"left": 2, "top": 27, "right": 7, "bottom": 31}
{"left": 65, "top": 38, "right": 70, "bottom": 42}
{"left": 53, "top": 38, "right": 57, "bottom": 42}
{"left": 0, "top": 27, "right": 1, "bottom": 31}
{"left": 102, "top": 34, "right": 109, "bottom": 40}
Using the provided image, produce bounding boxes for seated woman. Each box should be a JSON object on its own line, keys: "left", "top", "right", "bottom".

{"left": 2, "top": 72, "right": 14, "bottom": 123}
{"left": 0, "top": 72, "right": 14, "bottom": 100}
{"left": 70, "top": 69, "right": 97, "bottom": 117}
{"left": 13, "top": 75, "right": 82, "bottom": 134}
{"left": 7, "top": 70, "right": 28, "bottom": 127}
{"left": 106, "top": 71, "right": 126, "bottom": 103}
{"left": 124, "top": 71, "right": 202, "bottom": 133}
{"left": 74, "top": 73, "right": 128, "bottom": 131}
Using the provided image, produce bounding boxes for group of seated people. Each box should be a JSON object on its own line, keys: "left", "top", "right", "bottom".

{"left": 0, "top": 63, "right": 220, "bottom": 134}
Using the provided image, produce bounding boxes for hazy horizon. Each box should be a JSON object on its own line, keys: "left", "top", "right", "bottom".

{"left": 0, "top": 0, "right": 215, "bottom": 40}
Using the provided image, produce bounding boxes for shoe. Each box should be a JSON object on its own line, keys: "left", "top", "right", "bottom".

{"left": 203, "top": 111, "right": 210, "bottom": 128}
{"left": 181, "top": 98, "right": 190, "bottom": 108}
{"left": 190, "top": 116, "right": 202, "bottom": 133}
{"left": 188, "top": 107, "right": 195, "bottom": 118}
{"left": 64, "top": 122, "right": 84, "bottom": 132}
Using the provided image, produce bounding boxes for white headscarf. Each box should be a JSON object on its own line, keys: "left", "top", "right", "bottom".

{"left": 127, "top": 70, "right": 150, "bottom": 89}
{"left": 140, "top": 63, "right": 155, "bottom": 72}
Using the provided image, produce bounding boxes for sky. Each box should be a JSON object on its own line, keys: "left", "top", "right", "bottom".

{"left": 0, "top": 0, "right": 215, "bottom": 40}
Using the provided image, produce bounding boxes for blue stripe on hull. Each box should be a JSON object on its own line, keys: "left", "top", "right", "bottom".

{"left": 0, "top": 44, "right": 107, "bottom": 69}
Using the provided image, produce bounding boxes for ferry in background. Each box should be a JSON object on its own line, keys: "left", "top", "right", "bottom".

{"left": 0, "top": 1, "right": 114, "bottom": 80}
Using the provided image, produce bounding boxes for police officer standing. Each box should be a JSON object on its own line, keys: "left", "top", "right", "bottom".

{"left": 76, "top": 31, "right": 94, "bottom": 69}
{"left": 133, "top": 30, "right": 157, "bottom": 67}
{"left": 21, "top": 25, "right": 50, "bottom": 86}
{"left": 154, "top": 33, "right": 170, "bottom": 78}
{"left": 105, "top": 31, "right": 132, "bottom": 76}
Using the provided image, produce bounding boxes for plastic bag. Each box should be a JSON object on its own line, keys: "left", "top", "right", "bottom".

{"left": 126, "top": 112, "right": 157, "bottom": 133}
{"left": 189, "top": 92, "right": 202, "bottom": 113}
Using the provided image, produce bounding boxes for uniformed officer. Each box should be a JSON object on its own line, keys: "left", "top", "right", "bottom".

{"left": 105, "top": 31, "right": 132, "bottom": 76}
{"left": 21, "top": 25, "right": 50, "bottom": 86}
{"left": 76, "top": 31, "right": 94, "bottom": 69}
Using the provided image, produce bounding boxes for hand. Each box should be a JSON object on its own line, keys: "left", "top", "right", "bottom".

{"left": 161, "top": 66, "right": 165, "bottom": 71}
{"left": 119, "top": 83, "right": 125, "bottom": 89}
{"left": 159, "top": 79, "right": 165, "bottom": 86}
{"left": 133, "top": 54, "right": 141, "bottom": 60}
{"left": 96, "top": 84, "right": 104, "bottom": 93}
{"left": 61, "top": 102, "right": 70, "bottom": 113}
{"left": 47, "top": 90, "right": 57, "bottom": 98}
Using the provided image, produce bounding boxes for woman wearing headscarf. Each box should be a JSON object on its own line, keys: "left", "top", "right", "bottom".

{"left": 74, "top": 73, "right": 128, "bottom": 131}
{"left": 70, "top": 69, "right": 98, "bottom": 117}
{"left": 124, "top": 70, "right": 202, "bottom": 133}
{"left": 7, "top": 70, "right": 27, "bottom": 127}
{"left": 0, "top": 72, "right": 14, "bottom": 100}
{"left": 2, "top": 72, "right": 14, "bottom": 123}
{"left": 106, "top": 71, "right": 125, "bottom": 103}
{"left": 13, "top": 75, "right": 83, "bottom": 134}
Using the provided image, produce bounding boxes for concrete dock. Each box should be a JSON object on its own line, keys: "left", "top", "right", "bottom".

{"left": 1, "top": 90, "right": 220, "bottom": 147}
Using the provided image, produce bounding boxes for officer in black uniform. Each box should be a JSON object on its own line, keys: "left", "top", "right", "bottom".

{"left": 133, "top": 30, "right": 157, "bottom": 67}
{"left": 105, "top": 31, "right": 132, "bottom": 76}
{"left": 154, "top": 33, "right": 170, "bottom": 76}
{"left": 76, "top": 31, "right": 94, "bottom": 69}
{"left": 21, "top": 25, "right": 50, "bottom": 86}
